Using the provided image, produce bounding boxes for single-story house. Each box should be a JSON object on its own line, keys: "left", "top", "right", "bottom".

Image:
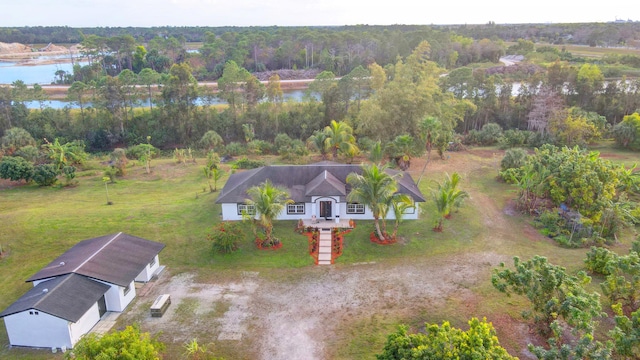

{"left": 0, "top": 232, "right": 165, "bottom": 349}
{"left": 216, "top": 162, "right": 426, "bottom": 222}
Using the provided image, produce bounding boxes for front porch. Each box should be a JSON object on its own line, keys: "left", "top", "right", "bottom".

{"left": 301, "top": 217, "right": 353, "bottom": 229}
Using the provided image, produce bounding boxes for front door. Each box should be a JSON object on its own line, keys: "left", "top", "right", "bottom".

{"left": 98, "top": 295, "right": 107, "bottom": 317}
{"left": 319, "top": 201, "right": 332, "bottom": 219}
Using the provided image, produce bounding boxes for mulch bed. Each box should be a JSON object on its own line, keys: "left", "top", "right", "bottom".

{"left": 255, "top": 238, "right": 283, "bottom": 250}
{"left": 369, "top": 232, "right": 397, "bottom": 245}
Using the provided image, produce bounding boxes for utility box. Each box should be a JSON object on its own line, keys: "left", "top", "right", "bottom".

{"left": 150, "top": 294, "right": 171, "bottom": 317}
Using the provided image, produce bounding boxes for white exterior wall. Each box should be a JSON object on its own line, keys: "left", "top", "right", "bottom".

{"left": 68, "top": 302, "right": 102, "bottom": 346}
{"left": 96, "top": 280, "right": 136, "bottom": 312}
{"left": 135, "top": 255, "right": 160, "bottom": 282}
{"left": 277, "top": 202, "right": 311, "bottom": 220}
{"left": 3, "top": 310, "right": 72, "bottom": 349}
{"left": 221, "top": 201, "right": 420, "bottom": 221}
{"left": 221, "top": 203, "right": 243, "bottom": 221}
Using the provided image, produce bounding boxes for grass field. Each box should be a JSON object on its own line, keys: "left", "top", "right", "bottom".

{"left": 0, "top": 146, "right": 638, "bottom": 359}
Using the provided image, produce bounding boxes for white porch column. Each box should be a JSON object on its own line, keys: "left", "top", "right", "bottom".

{"left": 334, "top": 201, "right": 340, "bottom": 223}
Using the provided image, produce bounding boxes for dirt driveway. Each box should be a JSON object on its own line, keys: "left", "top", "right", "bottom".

{"left": 121, "top": 251, "right": 514, "bottom": 360}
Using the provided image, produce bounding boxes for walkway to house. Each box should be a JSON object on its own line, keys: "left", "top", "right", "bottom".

{"left": 318, "top": 229, "right": 332, "bottom": 265}
{"left": 298, "top": 219, "right": 352, "bottom": 265}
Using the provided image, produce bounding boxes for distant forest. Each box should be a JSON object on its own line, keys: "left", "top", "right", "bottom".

{"left": 1, "top": 23, "right": 640, "bottom": 46}
{"left": 1, "top": 22, "right": 640, "bottom": 153}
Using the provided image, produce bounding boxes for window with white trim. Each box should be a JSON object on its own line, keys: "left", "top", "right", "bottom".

{"left": 346, "top": 203, "right": 365, "bottom": 214}
{"left": 237, "top": 204, "right": 256, "bottom": 215}
{"left": 149, "top": 256, "right": 156, "bottom": 267}
{"left": 287, "top": 203, "right": 305, "bottom": 214}
{"left": 123, "top": 283, "right": 132, "bottom": 296}
{"left": 403, "top": 206, "right": 416, "bottom": 214}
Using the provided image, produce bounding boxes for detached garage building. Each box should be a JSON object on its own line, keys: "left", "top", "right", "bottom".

{"left": 0, "top": 232, "right": 165, "bottom": 349}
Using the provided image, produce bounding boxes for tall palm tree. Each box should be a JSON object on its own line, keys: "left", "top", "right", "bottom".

{"left": 347, "top": 163, "right": 401, "bottom": 241}
{"left": 417, "top": 117, "right": 442, "bottom": 185}
{"left": 245, "top": 180, "right": 291, "bottom": 247}
{"left": 324, "top": 120, "right": 358, "bottom": 160}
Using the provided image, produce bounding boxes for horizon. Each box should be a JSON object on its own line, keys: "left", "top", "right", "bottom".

{"left": 1, "top": 0, "right": 635, "bottom": 28}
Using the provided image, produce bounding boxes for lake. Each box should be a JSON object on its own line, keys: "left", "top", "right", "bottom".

{"left": 0, "top": 61, "right": 89, "bottom": 85}
{"left": 22, "top": 89, "right": 316, "bottom": 109}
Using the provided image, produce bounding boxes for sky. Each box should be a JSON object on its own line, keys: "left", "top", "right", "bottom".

{"left": 0, "top": 0, "right": 635, "bottom": 27}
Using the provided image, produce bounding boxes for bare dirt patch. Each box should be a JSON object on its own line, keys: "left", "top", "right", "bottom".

{"left": 126, "top": 251, "right": 511, "bottom": 360}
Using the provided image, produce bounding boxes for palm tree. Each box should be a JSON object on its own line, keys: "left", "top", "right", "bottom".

{"left": 417, "top": 117, "right": 442, "bottom": 185}
{"left": 324, "top": 120, "right": 358, "bottom": 160}
{"left": 431, "top": 172, "right": 469, "bottom": 231}
{"left": 347, "top": 163, "right": 401, "bottom": 241}
{"left": 386, "top": 134, "right": 416, "bottom": 171}
{"left": 368, "top": 140, "right": 383, "bottom": 164}
{"left": 389, "top": 194, "right": 414, "bottom": 239}
{"left": 245, "top": 180, "right": 292, "bottom": 247}
{"left": 442, "top": 172, "right": 469, "bottom": 216}
{"left": 307, "top": 130, "right": 329, "bottom": 160}
{"left": 432, "top": 187, "right": 450, "bottom": 232}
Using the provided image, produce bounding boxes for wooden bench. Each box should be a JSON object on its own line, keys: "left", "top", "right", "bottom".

{"left": 150, "top": 294, "right": 171, "bottom": 317}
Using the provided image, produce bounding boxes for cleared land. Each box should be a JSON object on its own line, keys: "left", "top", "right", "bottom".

{"left": 0, "top": 146, "right": 637, "bottom": 359}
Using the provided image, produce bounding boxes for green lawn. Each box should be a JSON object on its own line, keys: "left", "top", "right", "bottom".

{"left": 0, "top": 146, "right": 637, "bottom": 359}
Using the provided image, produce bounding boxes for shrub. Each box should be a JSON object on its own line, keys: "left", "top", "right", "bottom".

{"left": 499, "top": 129, "right": 531, "bottom": 149}
{"left": 199, "top": 130, "right": 224, "bottom": 151}
{"left": 0, "top": 127, "right": 36, "bottom": 154}
{"left": 463, "top": 129, "right": 481, "bottom": 145}
{"left": 224, "top": 142, "right": 247, "bottom": 156}
{"left": 478, "top": 123, "right": 503, "bottom": 145}
{"left": 279, "top": 139, "right": 309, "bottom": 163}
{"left": 247, "top": 140, "right": 274, "bottom": 155}
{"left": 126, "top": 143, "right": 158, "bottom": 160}
{"left": 534, "top": 210, "right": 564, "bottom": 238}
{"left": 527, "top": 131, "right": 554, "bottom": 148}
{"left": 32, "top": 164, "right": 58, "bottom": 186}
{"left": 233, "top": 157, "right": 265, "bottom": 169}
{"left": 62, "top": 165, "right": 77, "bottom": 186}
{"left": 274, "top": 133, "right": 294, "bottom": 154}
{"left": 110, "top": 148, "right": 128, "bottom": 176}
{"left": 208, "top": 222, "right": 245, "bottom": 253}
{"left": 14, "top": 145, "right": 41, "bottom": 163}
{"left": 103, "top": 166, "right": 117, "bottom": 183}
{"left": 68, "top": 324, "right": 164, "bottom": 360}
{"left": 0, "top": 156, "right": 34, "bottom": 182}
{"left": 499, "top": 167, "right": 524, "bottom": 184}
{"left": 500, "top": 148, "right": 528, "bottom": 172}
{"left": 584, "top": 246, "right": 617, "bottom": 275}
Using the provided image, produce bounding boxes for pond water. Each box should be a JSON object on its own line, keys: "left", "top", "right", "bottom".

{"left": 0, "top": 61, "right": 87, "bottom": 85}
{"left": 22, "top": 89, "right": 316, "bottom": 109}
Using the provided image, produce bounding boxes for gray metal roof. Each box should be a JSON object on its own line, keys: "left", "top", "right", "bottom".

{"left": 26, "top": 233, "right": 165, "bottom": 287}
{"left": 0, "top": 274, "right": 110, "bottom": 322}
{"left": 216, "top": 162, "right": 426, "bottom": 204}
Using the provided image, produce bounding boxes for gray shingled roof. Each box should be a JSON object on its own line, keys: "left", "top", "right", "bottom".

{"left": 305, "top": 170, "right": 346, "bottom": 197}
{"left": 26, "top": 233, "right": 165, "bottom": 287}
{"left": 0, "top": 274, "right": 110, "bottom": 322}
{"left": 216, "top": 162, "right": 426, "bottom": 204}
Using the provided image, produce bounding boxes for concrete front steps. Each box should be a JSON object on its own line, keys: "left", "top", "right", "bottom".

{"left": 318, "top": 229, "right": 332, "bottom": 265}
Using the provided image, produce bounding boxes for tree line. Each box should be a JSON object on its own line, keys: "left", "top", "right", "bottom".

{"left": 2, "top": 22, "right": 639, "bottom": 47}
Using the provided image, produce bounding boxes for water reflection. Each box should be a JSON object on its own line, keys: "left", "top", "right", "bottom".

{"left": 22, "top": 89, "right": 318, "bottom": 109}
